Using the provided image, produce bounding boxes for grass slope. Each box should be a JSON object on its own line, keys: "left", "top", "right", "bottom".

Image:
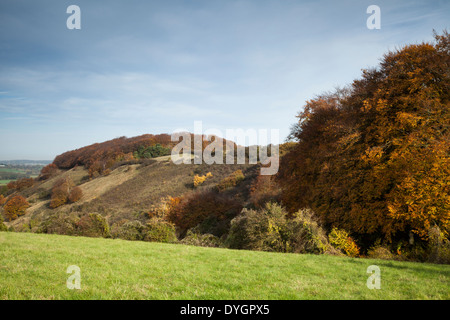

{"left": 0, "top": 232, "right": 448, "bottom": 300}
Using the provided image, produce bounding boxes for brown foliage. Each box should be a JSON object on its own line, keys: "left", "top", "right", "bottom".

{"left": 278, "top": 31, "right": 450, "bottom": 244}
{"left": 3, "top": 195, "right": 29, "bottom": 221}
{"left": 39, "top": 163, "right": 58, "bottom": 180}
{"left": 49, "top": 177, "right": 74, "bottom": 209}
{"left": 167, "top": 189, "right": 242, "bottom": 235}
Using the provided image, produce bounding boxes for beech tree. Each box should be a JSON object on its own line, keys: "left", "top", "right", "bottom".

{"left": 278, "top": 31, "right": 450, "bottom": 244}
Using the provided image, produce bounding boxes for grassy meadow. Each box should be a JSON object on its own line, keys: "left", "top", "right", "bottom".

{"left": 0, "top": 231, "right": 448, "bottom": 300}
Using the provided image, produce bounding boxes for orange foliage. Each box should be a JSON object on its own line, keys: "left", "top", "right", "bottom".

{"left": 249, "top": 174, "right": 282, "bottom": 209}
{"left": 3, "top": 195, "right": 29, "bottom": 221}
{"left": 39, "top": 163, "right": 58, "bottom": 180}
{"left": 216, "top": 170, "right": 245, "bottom": 192}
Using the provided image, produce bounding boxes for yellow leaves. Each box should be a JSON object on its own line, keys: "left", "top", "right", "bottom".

{"left": 396, "top": 112, "right": 423, "bottom": 128}
{"left": 328, "top": 228, "right": 360, "bottom": 257}
{"left": 362, "top": 146, "right": 384, "bottom": 164}
{"left": 193, "top": 172, "right": 212, "bottom": 188}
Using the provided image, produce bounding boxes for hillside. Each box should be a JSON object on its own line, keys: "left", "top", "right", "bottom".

{"left": 0, "top": 232, "right": 448, "bottom": 299}
{"left": 2, "top": 144, "right": 261, "bottom": 243}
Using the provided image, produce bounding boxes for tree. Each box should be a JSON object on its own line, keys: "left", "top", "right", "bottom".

{"left": 3, "top": 195, "right": 29, "bottom": 221}
{"left": 68, "top": 186, "right": 83, "bottom": 203}
{"left": 278, "top": 31, "right": 450, "bottom": 245}
{"left": 39, "top": 163, "right": 58, "bottom": 180}
{"left": 49, "top": 177, "right": 74, "bottom": 209}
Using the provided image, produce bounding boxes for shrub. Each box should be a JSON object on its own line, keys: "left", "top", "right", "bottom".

{"left": 76, "top": 213, "right": 110, "bottom": 238}
{"left": 367, "top": 245, "right": 396, "bottom": 260}
{"left": 111, "top": 220, "right": 145, "bottom": 241}
{"left": 39, "top": 163, "right": 58, "bottom": 180}
{"left": 181, "top": 229, "right": 222, "bottom": 248}
{"left": 216, "top": 170, "right": 245, "bottom": 191}
{"left": 287, "top": 208, "right": 337, "bottom": 254}
{"left": 0, "top": 194, "right": 6, "bottom": 205}
{"left": 147, "top": 196, "right": 173, "bottom": 219}
{"left": 37, "top": 212, "right": 78, "bottom": 236}
{"left": 143, "top": 218, "right": 177, "bottom": 243}
{"left": 50, "top": 177, "right": 80, "bottom": 208}
{"left": 49, "top": 187, "right": 69, "bottom": 208}
{"left": 7, "top": 178, "right": 34, "bottom": 191}
{"left": 193, "top": 172, "right": 212, "bottom": 188}
{"left": 0, "top": 216, "right": 7, "bottom": 231}
{"left": 328, "top": 228, "right": 360, "bottom": 257}
{"left": 3, "top": 195, "right": 29, "bottom": 221}
{"left": 226, "top": 203, "right": 286, "bottom": 252}
{"left": 167, "top": 189, "right": 242, "bottom": 236}
{"left": 227, "top": 203, "right": 335, "bottom": 254}
{"left": 68, "top": 186, "right": 83, "bottom": 203}
{"left": 427, "top": 226, "right": 450, "bottom": 264}
{"left": 249, "top": 174, "right": 282, "bottom": 208}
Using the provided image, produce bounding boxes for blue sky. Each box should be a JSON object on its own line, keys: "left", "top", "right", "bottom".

{"left": 0, "top": 0, "right": 449, "bottom": 160}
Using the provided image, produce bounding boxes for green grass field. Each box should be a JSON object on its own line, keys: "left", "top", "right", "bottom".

{"left": 0, "top": 231, "right": 448, "bottom": 300}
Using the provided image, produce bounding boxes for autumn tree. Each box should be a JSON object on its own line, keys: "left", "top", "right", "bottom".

{"left": 0, "top": 194, "right": 6, "bottom": 206}
{"left": 49, "top": 177, "right": 74, "bottom": 209}
{"left": 39, "top": 163, "right": 58, "bottom": 180}
{"left": 68, "top": 186, "right": 83, "bottom": 203}
{"left": 3, "top": 195, "right": 29, "bottom": 221}
{"left": 278, "top": 31, "right": 450, "bottom": 246}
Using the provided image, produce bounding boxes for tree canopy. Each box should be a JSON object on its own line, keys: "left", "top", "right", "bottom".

{"left": 278, "top": 31, "right": 450, "bottom": 244}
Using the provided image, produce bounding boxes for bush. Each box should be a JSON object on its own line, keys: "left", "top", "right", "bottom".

{"left": 0, "top": 194, "right": 6, "bottom": 205}
{"left": 216, "top": 170, "right": 245, "bottom": 192}
{"left": 7, "top": 178, "right": 34, "bottom": 191}
{"left": 249, "top": 174, "right": 282, "bottom": 208}
{"left": 0, "top": 216, "right": 7, "bottom": 231}
{"left": 111, "top": 220, "right": 145, "bottom": 241}
{"left": 68, "top": 186, "right": 83, "bottom": 203}
{"left": 76, "top": 213, "right": 110, "bottom": 238}
{"left": 328, "top": 228, "right": 360, "bottom": 257}
{"left": 49, "top": 177, "right": 82, "bottom": 208}
{"left": 49, "top": 187, "right": 69, "bottom": 208}
{"left": 181, "top": 229, "right": 222, "bottom": 248}
{"left": 193, "top": 172, "right": 212, "bottom": 188}
{"left": 367, "top": 245, "right": 396, "bottom": 260}
{"left": 167, "top": 189, "right": 242, "bottom": 236}
{"left": 226, "top": 203, "right": 334, "bottom": 254}
{"left": 143, "top": 218, "right": 177, "bottom": 243}
{"left": 427, "top": 226, "right": 450, "bottom": 264}
{"left": 287, "top": 208, "right": 337, "bottom": 254}
{"left": 49, "top": 178, "right": 74, "bottom": 208}
{"left": 3, "top": 195, "right": 29, "bottom": 221}
{"left": 39, "top": 163, "right": 58, "bottom": 180}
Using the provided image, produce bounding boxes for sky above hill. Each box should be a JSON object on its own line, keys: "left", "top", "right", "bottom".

{"left": 0, "top": 0, "right": 449, "bottom": 160}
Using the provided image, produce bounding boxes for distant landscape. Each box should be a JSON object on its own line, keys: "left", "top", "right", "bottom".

{"left": 0, "top": 161, "right": 51, "bottom": 187}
